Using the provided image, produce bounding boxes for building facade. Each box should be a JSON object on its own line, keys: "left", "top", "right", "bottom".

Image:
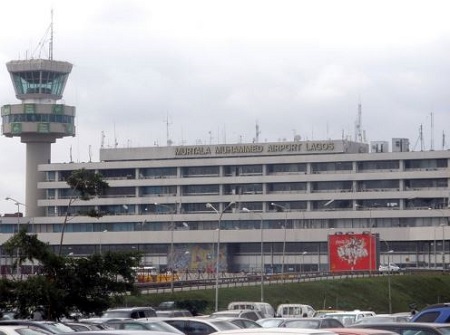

{"left": 0, "top": 138, "right": 442, "bottom": 274}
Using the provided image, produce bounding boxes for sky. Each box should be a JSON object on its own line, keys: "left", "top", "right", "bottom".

{"left": 0, "top": 0, "right": 449, "bottom": 214}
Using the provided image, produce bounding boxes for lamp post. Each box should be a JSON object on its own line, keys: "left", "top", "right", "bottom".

{"left": 154, "top": 202, "right": 177, "bottom": 293}
{"left": 242, "top": 207, "right": 264, "bottom": 302}
{"left": 301, "top": 251, "right": 307, "bottom": 273}
{"left": 99, "top": 229, "right": 107, "bottom": 255}
{"left": 5, "top": 197, "right": 25, "bottom": 277}
{"left": 387, "top": 249, "right": 394, "bottom": 314}
{"left": 441, "top": 223, "right": 445, "bottom": 269}
{"left": 206, "top": 201, "right": 235, "bottom": 312}
{"left": 271, "top": 203, "right": 287, "bottom": 276}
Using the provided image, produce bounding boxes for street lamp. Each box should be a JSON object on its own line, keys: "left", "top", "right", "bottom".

{"left": 99, "top": 229, "right": 108, "bottom": 255}
{"left": 5, "top": 197, "right": 25, "bottom": 234}
{"left": 387, "top": 249, "right": 394, "bottom": 314}
{"left": 302, "top": 251, "right": 307, "bottom": 273}
{"left": 271, "top": 203, "right": 288, "bottom": 276}
{"left": 154, "top": 202, "right": 177, "bottom": 293}
{"left": 242, "top": 207, "right": 264, "bottom": 302}
{"left": 441, "top": 223, "right": 445, "bottom": 269}
{"left": 5, "top": 197, "right": 25, "bottom": 276}
{"left": 206, "top": 201, "right": 235, "bottom": 312}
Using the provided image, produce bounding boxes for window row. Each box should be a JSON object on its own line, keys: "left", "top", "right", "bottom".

{"left": 48, "top": 178, "right": 448, "bottom": 199}
{"left": 47, "top": 158, "right": 449, "bottom": 182}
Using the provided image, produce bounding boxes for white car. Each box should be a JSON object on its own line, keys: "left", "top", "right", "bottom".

{"left": 378, "top": 264, "right": 400, "bottom": 272}
{"left": 0, "top": 325, "right": 52, "bottom": 335}
{"left": 211, "top": 328, "right": 338, "bottom": 335}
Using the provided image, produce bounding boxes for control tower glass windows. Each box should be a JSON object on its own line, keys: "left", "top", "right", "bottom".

{"left": 11, "top": 71, "right": 69, "bottom": 96}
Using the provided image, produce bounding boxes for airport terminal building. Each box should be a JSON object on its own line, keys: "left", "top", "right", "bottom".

{"left": 1, "top": 55, "right": 449, "bottom": 274}
{"left": 21, "top": 138, "right": 450, "bottom": 273}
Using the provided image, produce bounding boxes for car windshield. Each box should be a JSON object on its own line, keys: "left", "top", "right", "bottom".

{"left": 284, "top": 320, "right": 320, "bottom": 328}
{"left": 258, "top": 319, "right": 284, "bottom": 327}
{"left": 102, "top": 311, "right": 130, "bottom": 318}
{"left": 40, "top": 323, "right": 75, "bottom": 333}
{"left": 210, "top": 320, "right": 241, "bottom": 331}
{"left": 17, "top": 329, "right": 52, "bottom": 335}
{"left": 435, "top": 326, "right": 450, "bottom": 335}
{"left": 325, "top": 314, "right": 356, "bottom": 326}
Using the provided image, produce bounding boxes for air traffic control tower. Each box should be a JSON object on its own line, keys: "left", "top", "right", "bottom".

{"left": 1, "top": 59, "right": 75, "bottom": 217}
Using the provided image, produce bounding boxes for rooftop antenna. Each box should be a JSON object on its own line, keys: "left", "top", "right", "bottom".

{"left": 414, "top": 124, "right": 424, "bottom": 151}
{"left": 430, "top": 112, "right": 434, "bottom": 151}
{"left": 443, "top": 131, "right": 446, "bottom": 150}
{"left": 100, "top": 131, "right": 105, "bottom": 148}
{"left": 32, "top": 10, "right": 54, "bottom": 60}
{"left": 164, "top": 112, "right": 173, "bottom": 146}
{"left": 113, "top": 123, "right": 118, "bottom": 148}
{"left": 354, "top": 101, "right": 363, "bottom": 142}
{"left": 49, "top": 9, "right": 54, "bottom": 60}
{"left": 254, "top": 121, "right": 261, "bottom": 143}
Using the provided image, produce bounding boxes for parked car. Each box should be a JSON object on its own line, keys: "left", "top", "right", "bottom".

{"left": 208, "top": 328, "right": 338, "bottom": 335}
{"left": 378, "top": 264, "right": 400, "bottom": 273}
{"left": 353, "top": 314, "right": 410, "bottom": 324}
{"left": 327, "top": 328, "right": 398, "bottom": 335}
{"left": 322, "top": 311, "right": 376, "bottom": 326}
{"left": 348, "top": 322, "right": 450, "bottom": 335}
{"left": 258, "top": 317, "right": 343, "bottom": 329}
{"left": 62, "top": 331, "right": 180, "bottom": 335}
{"left": 0, "top": 325, "right": 53, "bottom": 335}
{"left": 63, "top": 322, "right": 106, "bottom": 331}
{"left": 211, "top": 317, "right": 262, "bottom": 329}
{"left": 105, "top": 320, "right": 184, "bottom": 334}
{"left": 102, "top": 307, "right": 157, "bottom": 319}
{"left": 210, "top": 310, "right": 264, "bottom": 321}
{"left": 0, "top": 321, "right": 75, "bottom": 334}
{"left": 162, "top": 317, "right": 240, "bottom": 335}
{"left": 411, "top": 303, "right": 450, "bottom": 323}
{"left": 276, "top": 304, "right": 316, "bottom": 318}
{"left": 227, "top": 302, "right": 275, "bottom": 318}
{"left": 155, "top": 310, "right": 193, "bottom": 318}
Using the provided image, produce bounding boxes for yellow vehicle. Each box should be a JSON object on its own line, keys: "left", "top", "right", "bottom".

{"left": 134, "top": 266, "right": 179, "bottom": 283}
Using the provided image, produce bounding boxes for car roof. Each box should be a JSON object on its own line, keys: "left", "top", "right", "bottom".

{"left": 65, "top": 330, "right": 179, "bottom": 335}
{"left": 350, "top": 322, "right": 450, "bottom": 329}
{"left": 211, "top": 328, "right": 337, "bottom": 335}
{"left": 327, "top": 328, "right": 398, "bottom": 335}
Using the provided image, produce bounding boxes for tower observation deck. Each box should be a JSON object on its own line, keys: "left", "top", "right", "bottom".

{"left": 1, "top": 59, "right": 76, "bottom": 217}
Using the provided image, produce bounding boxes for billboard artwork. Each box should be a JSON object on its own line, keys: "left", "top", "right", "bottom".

{"left": 329, "top": 233, "right": 378, "bottom": 272}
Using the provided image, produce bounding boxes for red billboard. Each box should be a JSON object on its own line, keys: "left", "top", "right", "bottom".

{"left": 329, "top": 233, "right": 378, "bottom": 272}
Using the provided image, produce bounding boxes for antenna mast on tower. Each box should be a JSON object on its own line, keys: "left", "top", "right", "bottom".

{"left": 354, "top": 102, "right": 363, "bottom": 142}
{"left": 254, "top": 121, "right": 261, "bottom": 143}
{"left": 49, "top": 9, "right": 54, "bottom": 60}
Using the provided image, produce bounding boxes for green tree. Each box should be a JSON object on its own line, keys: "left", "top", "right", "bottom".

{"left": 2, "top": 230, "right": 140, "bottom": 320}
{"left": 59, "top": 168, "right": 109, "bottom": 255}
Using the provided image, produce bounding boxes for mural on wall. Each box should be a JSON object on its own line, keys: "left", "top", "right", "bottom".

{"left": 171, "top": 244, "right": 227, "bottom": 273}
{"left": 328, "top": 232, "right": 379, "bottom": 272}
